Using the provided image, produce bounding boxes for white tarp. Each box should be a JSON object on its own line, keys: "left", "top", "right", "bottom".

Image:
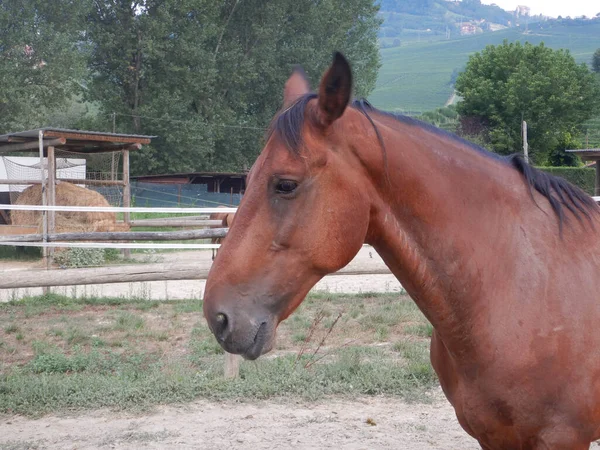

{"left": 0, "top": 157, "right": 86, "bottom": 192}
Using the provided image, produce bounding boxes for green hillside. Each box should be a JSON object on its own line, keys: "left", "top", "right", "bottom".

{"left": 378, "top": 0, "right": 523, "bottom": 41}
{"left": 369, "top": 20, "right": 600, "bottom": 113}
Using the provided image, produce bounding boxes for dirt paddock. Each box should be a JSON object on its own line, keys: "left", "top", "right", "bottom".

{"left": 1, "top": 392, "right": 482, "bottom": 449}
{"left": 2, "top": 248, "right": 599, "bottom": 449}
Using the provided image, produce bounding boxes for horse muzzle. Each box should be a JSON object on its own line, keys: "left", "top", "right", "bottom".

{"left": 204, "top": 302, "right": 276, "bottom": 360}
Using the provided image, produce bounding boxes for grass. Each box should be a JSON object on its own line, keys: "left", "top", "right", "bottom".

{"left": 370, "top": 20, "right": 600, "bottom": 112}
{"left": 0, "top": 292, "right": 437, "bottom": 416}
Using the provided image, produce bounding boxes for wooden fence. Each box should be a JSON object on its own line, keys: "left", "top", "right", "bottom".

{"left": 0, "top": 203, "right": 391, "bottom": 379}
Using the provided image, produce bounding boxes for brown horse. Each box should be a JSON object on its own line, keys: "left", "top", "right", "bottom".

{"left": 208, "top": 206, "right": 234, "bottom": 261}
{"left": 203, "top": 52, "right": 600, "bottom": 449}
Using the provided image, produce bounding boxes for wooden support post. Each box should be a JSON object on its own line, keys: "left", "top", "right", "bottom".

{"left": 522, "top": 120, "right": 529, "bottom": 164}
{"left": 39, "top": 131, "right": 49, "bottom": 294}
{"left": 46, "top": 146, "right": 56, "bottom": 270}
{"left": 122, "top": 149, "right": 131, "bottom": 258}
{"left": 224, "top": 352, "right": 241, "bottom": 379}
{"left": 595, "top": 159, "right": 600, "bottom": 197}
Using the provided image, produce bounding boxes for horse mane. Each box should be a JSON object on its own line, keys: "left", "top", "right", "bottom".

{"left": 267, "top": 93, "right": 598, "bottom": 230}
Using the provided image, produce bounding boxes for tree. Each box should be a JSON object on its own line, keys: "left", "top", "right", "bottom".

{"left": 592, "top": 48, "right": 600, "bottom": 73}
{"left": 455, "top": 41, "right": 600, "bottom": 165}
{"left": 0, "top": 0, "right": 89, "bottom": 133}
{"left": 86, "top": 0, "right": 381, "bottom": 175}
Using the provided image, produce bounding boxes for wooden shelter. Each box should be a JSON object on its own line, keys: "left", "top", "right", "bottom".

{"left": 132, "top": 171, "right": 247, "bottom": 194}
{"left": 0, "top": 128, "right": 154, "bottom": 263}
{"left": 566, "top": 148, "right": 600, "bottom": 196}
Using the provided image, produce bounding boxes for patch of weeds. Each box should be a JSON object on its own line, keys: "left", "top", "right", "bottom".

{"left": 391, "top": 338, "right": 436, "bottom": 385}
{"left": 103, "top": 248, "right": 121, "bottom": 262}
{"left": 4, "top": 323, "right": 19, "bottom": 334}
{"left": 133, "top": 301, "right": 160, "bottom": 312}
{"left": 113, "top": 312, "right": 145, "bottom": 332}
{"left": 375, "top": 325, "right": 390, "bottom": 341}
{"left": 66, "top": 327, "right": 90, "bottom": 345}
{"left": 393, "top": 338, "right": 424, "bottom": 360}
{"left": 349, "top": 307, "right": 362, "bottom": 319}
{"left": 0, "top": 439, "right": 45, "bottom": 450}
{"left": 15, "top": 332, "right": 24, "bottom": 341}
{"left": 361, "top": 299, "right": 422, "bottom": 331}
{"left": 173, "top": 299, "right": 202, "bottom": 313}
{"left": 404, "top": 322, "right": 433, "bottom": 338}
{"left": 31, "top": 340, "right": 56, "bottom": 355}
{"left": 292, "top": 332, "right": 307, "bottom": 343}
{"left": 54, "top": 248, "right": 106, "bottom": 268}
{"left": 352, "top": 291, "right": 390, "bottom": 299}
{"left": 91, "top": 337, "right": 107, "bottom": 347}
{"left": 288, "top": 313, "right": 313, "bottom": 332}
{"left": 103, "top": 430, "right": 175, "bottom": 446}
{"left": 189, "top": 337, "right": 224, "bottom": 362}
{"left": 27, "top": 348, "right": 107, "bottom": 374}
{"left": 46, "top": 328, "right": 64, "bottom": 338}
{"left": 146, "top": 331, "right": 169, "bottom": 342}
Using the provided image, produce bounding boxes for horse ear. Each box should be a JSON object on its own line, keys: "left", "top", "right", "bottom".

{"left": 283, "top": 66, "right": 311, "bottom": 108}
{"left": 317, "top": 52, "right": 352, "bottom": 128}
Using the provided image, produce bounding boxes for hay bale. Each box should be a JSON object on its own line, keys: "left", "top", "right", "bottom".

{"left": 11, "top": 182, "right": 129, "bottom": 233}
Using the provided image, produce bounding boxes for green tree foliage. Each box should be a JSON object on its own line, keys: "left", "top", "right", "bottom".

{"left": 86, "top": 0, "right": 381, "bottom": 175}
{"left": 0, "top": 0, "right": 89, "bottom": 133}
{"left": 592, "top": 48, "right": 600, "bottom": 73}
{"left": 455, "top": 41, "right": 600, "bottom": 165}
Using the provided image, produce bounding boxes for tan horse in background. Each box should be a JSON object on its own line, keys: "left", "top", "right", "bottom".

{"left": 209, "top": 206, "right": 235, "bottom": 261}
{"left": 203, "top": 52, "right": 600, "bottom": 449}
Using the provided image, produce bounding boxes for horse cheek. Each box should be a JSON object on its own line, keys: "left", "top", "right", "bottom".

{"left": 311, "top": 195, "right": 369, "bottom": 274}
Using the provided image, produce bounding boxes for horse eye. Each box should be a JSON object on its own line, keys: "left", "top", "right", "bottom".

{"left": 275, "top": 180, "right": 298, "bottom": 194}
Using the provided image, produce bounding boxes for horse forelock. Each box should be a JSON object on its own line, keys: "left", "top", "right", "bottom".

{"left": 266, "top": 93, "right": 318, "bottom": 154}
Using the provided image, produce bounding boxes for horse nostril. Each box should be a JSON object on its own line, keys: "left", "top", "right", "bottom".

{"left": 214, "top": 312, "right": 229, "bottom": 341}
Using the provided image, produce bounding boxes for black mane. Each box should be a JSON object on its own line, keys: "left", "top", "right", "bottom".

{"left": 267, "top": 94, "right": 598, "bottom": 230}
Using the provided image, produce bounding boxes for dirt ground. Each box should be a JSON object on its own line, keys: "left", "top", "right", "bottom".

{"left": 3, "top": 250, "right": 599, "bottom": 449}
{"left": 1, "top": 391, "right": 484, "bottom": 450}
{"left": 0, "top": 248, "right": 474, "bottom": 450}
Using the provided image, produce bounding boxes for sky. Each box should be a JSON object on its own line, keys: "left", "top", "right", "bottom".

{"left": 480, "top": 0, "right": 599, "bottom": 18}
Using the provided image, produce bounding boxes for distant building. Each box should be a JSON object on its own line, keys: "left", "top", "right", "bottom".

{"left": 515, "top": 5, "right": 530, "bottom": 17}
{"left": 460, "top": 22, "right": 483, "bottom": 35}
{"left": 489, "top": 23, "right": 508, "bottom": 31}
{"left": 132, "top": 172, "right": 247, "bottom": 194}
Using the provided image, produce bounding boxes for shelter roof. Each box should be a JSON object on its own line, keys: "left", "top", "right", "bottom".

{"left": 133, "top": 171, "right": 248, "bottom": 180}
{"left": 566, "top": 148, "right": 600, "bottom": 159}
{"left": 0, "top": 128, "right": 155, "bottom": 154}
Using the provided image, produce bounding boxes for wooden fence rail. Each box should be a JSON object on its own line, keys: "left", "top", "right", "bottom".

{"left": 0, "top": 263, "right": 391, "bottom": 289}
{"left": 0, "top": 228, "right": 228, "bottom": 243}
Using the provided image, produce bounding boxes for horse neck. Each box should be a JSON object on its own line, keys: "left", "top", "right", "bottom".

{"left": 358, "top": 115, "right": 521, "bottom": 355}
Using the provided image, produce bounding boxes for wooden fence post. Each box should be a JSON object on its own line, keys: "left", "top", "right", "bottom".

{"left": 39, "top": 131, "right": 49, "bottom": 294}
{"left": 224, "top": 352, "right": 241, "bottom": 379}
{"left": 122, "top": 149, "right": 131, "bottom": 258}
{"left": 46, "top": 146, "right": 56, "bottom": 271}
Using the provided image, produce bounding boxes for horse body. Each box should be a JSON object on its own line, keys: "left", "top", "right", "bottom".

{"left": 360, "top": 109, "right": 600, "bottom": 448}
{"left": 203, "top": 53, "right": 600, "bottom": 449}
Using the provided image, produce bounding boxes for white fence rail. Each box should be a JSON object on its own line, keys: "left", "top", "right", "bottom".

{"left": 0, "top": 204, "right": 237, "bottom": 214}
